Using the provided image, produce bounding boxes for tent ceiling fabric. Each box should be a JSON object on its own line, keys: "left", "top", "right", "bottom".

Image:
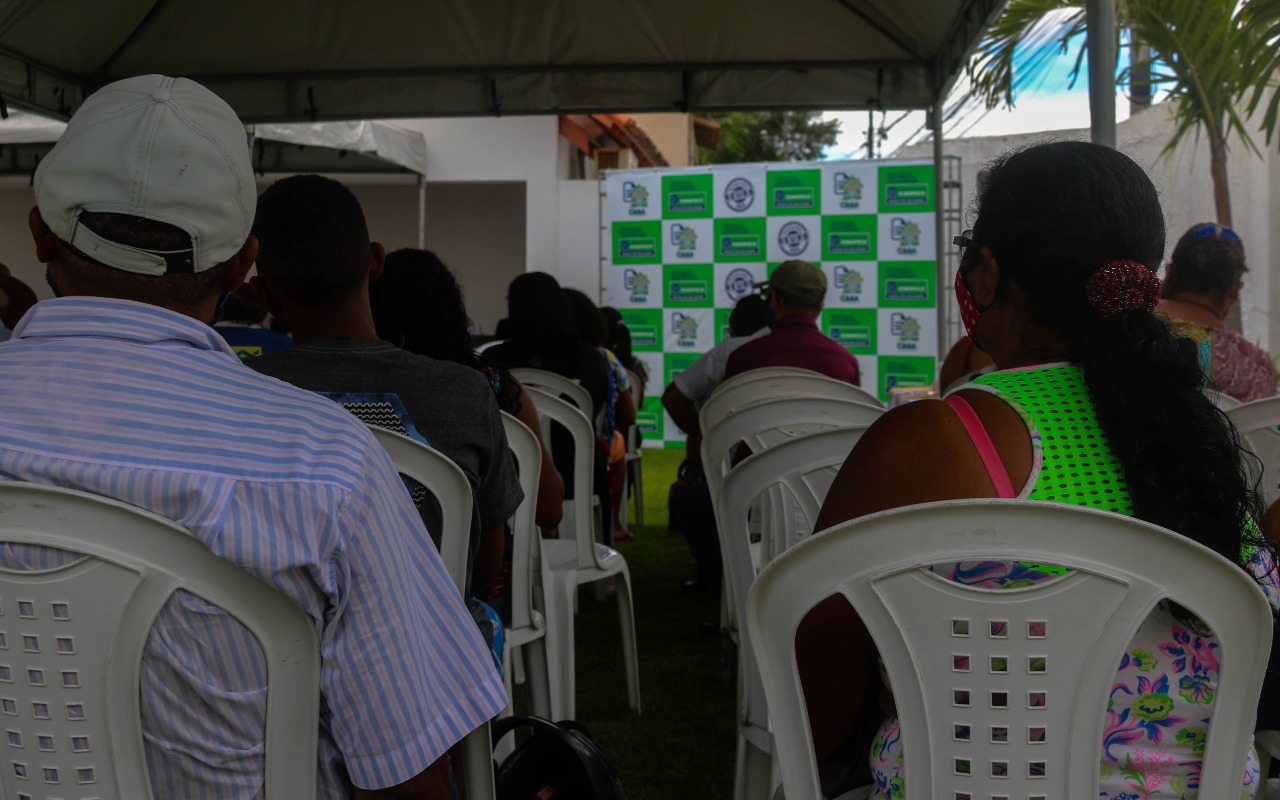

{"left": 0, "top": 0, "right": 1005, "bottom": 122}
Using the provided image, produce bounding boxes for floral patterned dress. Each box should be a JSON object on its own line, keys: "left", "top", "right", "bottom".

{"left": 868, "top": 365, "right": 1280, "bottom": 800}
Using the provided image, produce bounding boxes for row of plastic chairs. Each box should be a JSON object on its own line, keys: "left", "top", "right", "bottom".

{"left": 1221, "top": 395, "right": 1280, "bottom": 782}
{"left": 696, "top": 367, "right": 887, "bottom": 800}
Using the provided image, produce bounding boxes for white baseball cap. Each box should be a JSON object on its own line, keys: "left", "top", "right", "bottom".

{"left": 34, "top": 74, "right": 255, "bottom": 275}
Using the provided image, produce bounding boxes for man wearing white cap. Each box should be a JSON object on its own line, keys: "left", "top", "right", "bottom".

{"left": 7, "top": 75, "right": 505, "bottom": 798}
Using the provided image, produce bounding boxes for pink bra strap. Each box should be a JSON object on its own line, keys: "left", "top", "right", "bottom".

{"left": 944, "top": 395, "right": 1016, "bottom": 498}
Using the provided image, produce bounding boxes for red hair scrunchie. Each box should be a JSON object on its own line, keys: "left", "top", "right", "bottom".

{"left": 1086, "top": 260, "right": 1161, "bottom": 318}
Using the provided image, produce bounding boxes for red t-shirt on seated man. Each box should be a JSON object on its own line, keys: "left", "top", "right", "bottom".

{"left": 723, "top": 259, "right": 861, "bottom": 385}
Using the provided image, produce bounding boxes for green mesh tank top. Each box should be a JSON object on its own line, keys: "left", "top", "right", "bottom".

{"left": 967, "top": 364, "right": 1134, "bottom": 516}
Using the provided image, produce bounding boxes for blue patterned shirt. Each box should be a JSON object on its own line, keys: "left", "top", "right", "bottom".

{"left": 0, "top": 297, "right": 506, "bottom": 798}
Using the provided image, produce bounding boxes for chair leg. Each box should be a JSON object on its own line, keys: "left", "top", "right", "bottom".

{"left": 523, "top": 634, "right": 555, "bottom": 720}
{"left": 632, "top": 457, "right": 644, "bottom": 525}
{"left": 734, "top": 732, "right": 772, "bottom": 800}
{"left": 461, "top": 723, "right": 497, "bottom": 800}
{"left": 546, "top": 579, "right": 579, "bottom": 721}
{"left": 614, "top": 565, "right": 642, "bottom": 713}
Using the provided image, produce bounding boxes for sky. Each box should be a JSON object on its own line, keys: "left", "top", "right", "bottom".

{"left": 823, "top": 13, "right": 1160, "bottom": 159}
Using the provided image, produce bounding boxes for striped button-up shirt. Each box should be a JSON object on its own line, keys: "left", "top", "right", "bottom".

{"left": 0, "top": 297, "right": 506, "bottom": 798}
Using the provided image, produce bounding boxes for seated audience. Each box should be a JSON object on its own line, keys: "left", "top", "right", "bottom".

{"left": 565, "top": 288, "right": 638, "bottom": 541}
{"left": 723, "top": 259, "right": 860, "bottom": 385}
{"left": 247, "top": 175, "right": 523, "bottom": 600}
{"left": 1159, "top": 222, "right": 1277, "bottom": 403}
{"left": 800, "top": 141, "right": 1279, "bottom": 799}
{"left": 487, "top": 273, "right": 612, "bottom": 540}
{"left": 213, "top": 282, "right": 292, "bottom": 358}
{"left": 368, "top": 248, "right": 564, "bottom": 533}
{"left": 663, "top": 293, "right": 773, "bottom": 594}
{"left": 6, "top": 74, "right": 503, "bottom": 798}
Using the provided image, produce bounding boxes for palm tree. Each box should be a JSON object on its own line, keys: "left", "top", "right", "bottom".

{"left": 968, "top": 0, "right": 1270, "bottom": 228}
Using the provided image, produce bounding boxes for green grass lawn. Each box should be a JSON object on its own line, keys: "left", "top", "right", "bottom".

{"left": 567, "top": 447, "right": 737, "bottom": 799}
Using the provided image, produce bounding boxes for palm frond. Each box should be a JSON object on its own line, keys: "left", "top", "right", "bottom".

{"left": 967, "top": 0, "right": 1086, "bottom": 110}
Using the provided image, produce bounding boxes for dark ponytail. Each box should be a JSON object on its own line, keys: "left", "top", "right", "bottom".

{"left": 974, "top": 141, "right": 1268, "bottom": 566}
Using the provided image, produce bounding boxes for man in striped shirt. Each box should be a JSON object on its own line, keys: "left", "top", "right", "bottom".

{"left": 3, "top": 75, "right": 505, "bottom": 798}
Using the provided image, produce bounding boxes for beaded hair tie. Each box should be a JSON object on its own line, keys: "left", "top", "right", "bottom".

{"left": 1085, "top": 260, "right": 1161, "bottom": 318}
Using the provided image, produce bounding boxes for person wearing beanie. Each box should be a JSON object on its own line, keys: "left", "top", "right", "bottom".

{"left": 7, "top": 75, "right": 504, "bottom": 798}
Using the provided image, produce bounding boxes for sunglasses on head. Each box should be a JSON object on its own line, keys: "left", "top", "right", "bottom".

{"left": 1191, "top": 223, "right": 1241, "bottom": 245}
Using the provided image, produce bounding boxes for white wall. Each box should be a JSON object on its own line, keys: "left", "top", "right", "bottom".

{"left": 901, "top": 101, "right": 1278, "bottom": 355}
{"left": 345, "top": 179, "right": 526, "bottom": 336}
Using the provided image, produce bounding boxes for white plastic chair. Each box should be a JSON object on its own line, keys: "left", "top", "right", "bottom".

{"left": 510, "top": 368, "right": 594, "bottom": 421}
{"left": 717, "top": 427, "right": 869, "bottom": 800}
{"left": 701, "top": 370, "right": 884, "bottom": 435}
{"left": 366, "top": 425, "right": 474, "bottom": 594}
{"left": 364, "top": 426, "right": 496, "bottom": 800}
{"left": 522, "top": 387, "right": 641, "bottom": 718}
{"left": 701, "top": 395, "right": 884, "bottom": 508}
{"left": 1226, "top": 396, "right": 1280, "bottom": 507}
{"left": 497, "top": 412, "right": 558, "bottom": 721}
{"left": 747, "top": 500, "right": 1274, "bottom": 800}
{"left": 1208, "top": 388, "right": 1242, "bottom": 411}
{"left": 0, "top": 481, "right": 320, "bottom": 800}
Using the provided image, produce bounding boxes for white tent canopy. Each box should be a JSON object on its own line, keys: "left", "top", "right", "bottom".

{"left": 0, "top": 0, "right": 1004, "bottom": 122}
{"left": 0, "top": 111, "right": 427, "bottom": 177}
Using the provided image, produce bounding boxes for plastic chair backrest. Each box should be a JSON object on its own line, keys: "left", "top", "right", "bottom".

{"left": 718, "top": 426, "right": 868, "bottom": 733}
{"left": 747, "top": 500, "right": 1274, "bottom": 800}
{"left": 366, "top": 425, "right": 475, "bottom": 596}
{"left": 701, "top": 395, "right": 884, "bottom": 503}
{"left": 510, "top": 368, "right": 594, "bottom": 419}
{"left": 702, "top": 369, "right": 884, "bottom": 431}
{"left": 500, "top": 412, "right": 543, "bottom": 633}
{"left": 0, "top": 481, "right": 320, "bottom": 800}
{"left": 522, "top": 387, "right": 604, "bottom": 571}
{"left": 1226, "top": 396, "right": 1280, "bottom": 507}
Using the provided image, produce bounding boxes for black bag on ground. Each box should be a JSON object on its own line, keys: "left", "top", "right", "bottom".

{"left": 491, "top": 715, "right": 625, "bottom": 799}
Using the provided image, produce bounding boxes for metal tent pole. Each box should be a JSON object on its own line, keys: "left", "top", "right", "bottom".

{"left": 1086, "top": 0, "right": 1117, "bottom": 147}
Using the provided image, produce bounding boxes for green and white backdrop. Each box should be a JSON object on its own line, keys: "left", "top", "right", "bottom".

{"left": 601, "top": 159, "right": 939, "bottom": 448}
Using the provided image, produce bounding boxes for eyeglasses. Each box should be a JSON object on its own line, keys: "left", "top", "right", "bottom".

{"left": 954, "top": 229, "right": 974, "bottom": 260}
{"left": 1191, "top": 223, "right": 1241, "bottom": 245}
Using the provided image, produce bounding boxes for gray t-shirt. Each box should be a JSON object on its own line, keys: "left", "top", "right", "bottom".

{"left": 249, "top": 340, "right": 524, "bottom": 588}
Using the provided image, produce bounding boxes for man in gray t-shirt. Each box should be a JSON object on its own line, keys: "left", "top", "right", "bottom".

{"left": 246, "top": 175, "right": 522, "bottom": 597}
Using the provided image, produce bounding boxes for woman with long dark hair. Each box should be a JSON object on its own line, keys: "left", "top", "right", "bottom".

{"left": 369, "top": 250, "right": 564, "bottom": 534}
{"left": 487, "top": 272, "right": 614, "bottom": 542}
{"left": 800, "top": 141, "right": 1278, "bottom": 799}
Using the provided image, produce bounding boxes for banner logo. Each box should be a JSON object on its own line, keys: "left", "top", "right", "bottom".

{"left": 618, "top": 236, "right": 657, "bottom": 260}
{"left": 885, "top": 278, "right": 929, "bottom": 302}
{"left": 724, "top": 268, "right": 756, "bottom": 302}
{"left": 636, "top": 409, "right": 660, "bottom": 436}
{"left": 622, "top": 181, "right": 650, "bottom": 215}
{"left": 834, "top": 266, "right": 864, "bottom": 302}
{"left": 885, "top": 183, "right": 929, "bottom": 207}
{"left": 828, "top": 324, "right": 873, "bottom": 348}
{"left": 629, "top": 323, "right": 659, "bottom": 347}
{"left": 724, "top": 177, "right": 755, "bottom": 212}
{"left": 623, "top": 269, "right": 651, "bottom": 303}
{"left": 891, "top": 218, "right": 922, "bottom": 256}
{"left": 719, "top": 231, "right": 762, "bottom": 258}
{"left": 669, "top": 224, "right": 699, "bottom": 259}
{"left": 828, "top": 231, "right": 871, "bottom": 256}
{"left": 668, "top": 190, "right": 708, "bottom": 213}
{"left": 773, "top": 186, "right": 816, "bottom": 210}
{"left": 891, "top": 312, "right": 922, "bottom": 350}
{"left": 671, "top": 313, "right": 700, "bottom": 347}
{"left": 669, "top": 279, "right": 709, "bottom": 303}
{"left": 778, "top": 222, "right": 810, "bottom": 256}
{"left": 833, "top": 172, "right": 864, "bottom": 208}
